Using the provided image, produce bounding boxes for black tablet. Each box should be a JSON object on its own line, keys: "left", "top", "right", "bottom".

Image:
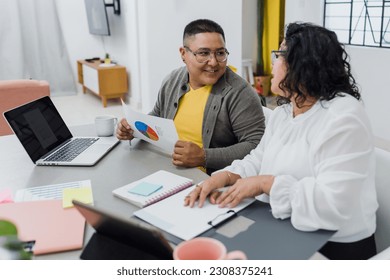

{"left": 73, "top": 200, "right": 173, "bottom": 260}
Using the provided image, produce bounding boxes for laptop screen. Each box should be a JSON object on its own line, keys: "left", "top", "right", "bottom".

{"left": 4, "top": 96, "right": 72, "bottom": 163}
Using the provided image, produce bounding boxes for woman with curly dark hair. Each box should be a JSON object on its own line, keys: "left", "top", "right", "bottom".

{"left": 276, "top": 22, "right": 360, "bottom": 107}
{"left": 185, "top": 22, "right": 378, "bottom": 260}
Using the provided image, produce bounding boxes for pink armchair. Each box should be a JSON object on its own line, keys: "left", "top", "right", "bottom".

{"left": 0, "top": 80, "right": 50, "bottom": 136}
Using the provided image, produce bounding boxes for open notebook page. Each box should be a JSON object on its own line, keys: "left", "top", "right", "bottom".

{"left": 134, "top": 185, "right": 254, "bottom": 241}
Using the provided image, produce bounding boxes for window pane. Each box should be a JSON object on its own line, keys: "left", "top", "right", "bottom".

{"left": 324, "top": 0, "right": 390, "bottom": 48}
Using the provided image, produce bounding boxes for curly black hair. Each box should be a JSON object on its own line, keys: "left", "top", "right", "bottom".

{"left": 277, "top": 22, "right": 360, "bottom": 107}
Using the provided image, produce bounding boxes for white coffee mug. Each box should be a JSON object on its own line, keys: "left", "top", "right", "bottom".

{"left": 95, "top": 115, "right": 117, "bottom": 137}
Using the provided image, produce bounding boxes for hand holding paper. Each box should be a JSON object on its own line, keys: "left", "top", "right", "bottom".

{"left": 122, "top": 100, "right": 178, "bottom": 153}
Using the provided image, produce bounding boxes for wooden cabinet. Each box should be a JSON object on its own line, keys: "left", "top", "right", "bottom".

{"left": 77, "top": 60, "right": 128, "bottom": 107}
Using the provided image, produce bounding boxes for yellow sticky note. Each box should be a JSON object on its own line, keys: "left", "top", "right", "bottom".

{"left": 63, "top": 187, "right": 93, "bottom": 208}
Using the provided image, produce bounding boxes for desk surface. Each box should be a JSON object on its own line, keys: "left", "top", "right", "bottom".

{"left": 0, "top": 124, "right": 332, "bottom": 260}
{"left": 0, "top": 124, "right": 208, "bottom": 260}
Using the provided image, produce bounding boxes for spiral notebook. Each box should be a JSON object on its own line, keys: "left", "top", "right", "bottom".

{"left": 112, "top": 170, "right": 194, "bottom": 208}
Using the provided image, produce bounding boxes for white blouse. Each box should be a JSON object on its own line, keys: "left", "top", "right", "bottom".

{"left": 224, "top": 94, "right": 378, "bottom": 243}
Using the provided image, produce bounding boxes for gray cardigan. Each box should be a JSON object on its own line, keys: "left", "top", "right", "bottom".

{"left": 150, "top": 66, "right": 265, "bottom": 173}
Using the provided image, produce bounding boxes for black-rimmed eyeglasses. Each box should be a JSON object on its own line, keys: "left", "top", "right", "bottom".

{"left": 271, "top": 50, "right": 286, "bottom": 65}
{"left": 184, "top": 46, "right": 229, "bottom": 63}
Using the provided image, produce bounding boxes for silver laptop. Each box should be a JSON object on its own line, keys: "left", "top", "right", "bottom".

{"left": 3, "top": 96, "right": 119, "bottom": 166}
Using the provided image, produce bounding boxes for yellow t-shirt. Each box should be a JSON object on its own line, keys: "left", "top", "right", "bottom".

{"left": 174, "top": 85, "right": 212, "bottom": 171}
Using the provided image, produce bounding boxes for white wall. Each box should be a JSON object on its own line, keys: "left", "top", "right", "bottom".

{"left": 55, "top": 0, "right": 136, "bottom": 101}
{"left": 56, "top": 0, "right": 243, "bottom": 113}
{"left": 285, "top": 0, "right": 323, "bottom": 26}
{"left": 285, "top": 0, "right": 390, "bottom": 142}
{"left": 242, "top": 0, "right": 258, "bottom": 68}
{"left": 347, "top": 46, "right": 390, "bottom": 141}
{"left": 136, "top": 0, "right": 242, "bottom": 112}
{"left": 56, "top": 0, "right": 389, "bottom": 141}
{"left": 56, "top": 0, "right": 105, "bottom": 77}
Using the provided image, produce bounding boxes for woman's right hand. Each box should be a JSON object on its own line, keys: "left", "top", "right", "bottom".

{"left": 184, "top": 172, "right": 231, "bottom": 208}
{"left": 116, "top": 118, "right": 135, "bottom": 140}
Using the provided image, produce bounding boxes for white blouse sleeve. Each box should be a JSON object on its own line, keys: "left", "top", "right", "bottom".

{"left": 270, "top": 107, "right": 375, "bottom": 232}
{"left": 222, "top": 124, "right": 269, "bottom": 178}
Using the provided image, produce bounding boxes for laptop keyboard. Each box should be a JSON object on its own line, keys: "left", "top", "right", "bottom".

{"left": 44, "top": 138, "right": 99, "bottom": 162}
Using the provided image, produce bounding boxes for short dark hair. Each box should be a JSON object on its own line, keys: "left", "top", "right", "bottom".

{"left": 183, "top": 19, "right": 225, "bottom": 44}
{"left": 277, "top": 22, "right": 360, "bottom": 107}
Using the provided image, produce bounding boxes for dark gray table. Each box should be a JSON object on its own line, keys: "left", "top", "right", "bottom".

{"left": 1, "top": 124, "right": 333, "bottom": 260}
{"left": 0, "top": 124, "right": 208, "bottom": 259}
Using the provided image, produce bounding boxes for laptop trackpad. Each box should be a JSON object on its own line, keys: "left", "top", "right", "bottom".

{"left": 74, "top": 143, "right": 113, "bottom": 162}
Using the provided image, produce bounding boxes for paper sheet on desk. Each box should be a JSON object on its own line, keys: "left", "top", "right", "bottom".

{"left": 122, "top": 101, "right": 178, "bottom": 153}
{"left": 134, "top": 185, "right": 254, "bottom": 241}
{"left": 15, "top": 180, "right": 92, "bottom": 202}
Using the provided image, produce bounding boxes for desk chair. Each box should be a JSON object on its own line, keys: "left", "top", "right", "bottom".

{"left": 0, "top": 80, "right": 50, "bottom": 136}
{"left": 241, "top": 59, "right": 254, "bottom": 85}
{"left": 317, "top": 147, "right": 390, "bottom": 260}
{"left": 370, "top": 147, "right": 390, "bottom": 259}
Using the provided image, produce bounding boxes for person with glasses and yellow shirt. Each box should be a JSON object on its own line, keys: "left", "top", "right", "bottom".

{"left": 116, "top": 19, "right": 265, "bottom": 174}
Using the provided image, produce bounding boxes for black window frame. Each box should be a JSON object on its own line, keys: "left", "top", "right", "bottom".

{"left": 324, "top": 0, "right": 390, "bottom": 48}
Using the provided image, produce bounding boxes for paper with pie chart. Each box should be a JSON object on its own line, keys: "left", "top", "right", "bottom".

{"left": 122, "top": 101, "right": 178, "bottom": 152}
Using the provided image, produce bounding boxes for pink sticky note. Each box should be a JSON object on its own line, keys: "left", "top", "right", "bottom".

{"left": 0, "top": 188, "right": 14, "bottom": 204}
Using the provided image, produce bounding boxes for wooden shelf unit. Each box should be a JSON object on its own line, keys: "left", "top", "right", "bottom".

{"left": 77, "top": 60, "right": 128, "bottom": 107}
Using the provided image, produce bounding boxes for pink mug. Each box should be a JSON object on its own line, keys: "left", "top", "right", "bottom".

{"left": 173, "top": 237, "right": 247, "bottom": 260}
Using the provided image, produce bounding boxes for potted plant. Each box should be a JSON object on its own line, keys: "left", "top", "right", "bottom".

{"left": 0, "top": 220, "right": 32, "bottom": 260}
{"left": 104, "top": 53, "right": 111, "bottom": 64}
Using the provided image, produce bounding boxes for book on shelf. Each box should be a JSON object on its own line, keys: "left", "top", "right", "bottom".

{"left": 112, "top": 170, "right": 194, "bottom": 208}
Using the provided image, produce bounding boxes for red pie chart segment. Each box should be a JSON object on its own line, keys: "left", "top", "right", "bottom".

{"left": 135, "top": 121, "right": 159, "bottom": 141}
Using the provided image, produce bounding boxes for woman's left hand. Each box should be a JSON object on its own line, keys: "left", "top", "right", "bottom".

{"left": 216, "top": 175, "right": 275, "bottom": 208}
